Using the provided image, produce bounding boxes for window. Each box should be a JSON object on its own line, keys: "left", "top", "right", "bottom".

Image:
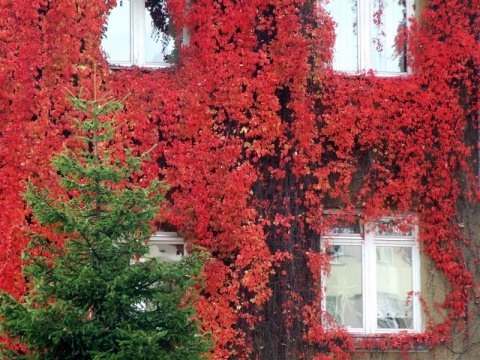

{"left": 102, "top": 0, "right": 176, "bottom": 67}
{"left": 135, "top": 232, "right": 185, "bottom": 310}
{"left": 324, "top": 0, "right": 413, "bottom": 74}
{"left": 145, "top": 231, "right": 185, "bottom": 262}
{"left": 323, "top": 217, "right": 421, "bottom": 334}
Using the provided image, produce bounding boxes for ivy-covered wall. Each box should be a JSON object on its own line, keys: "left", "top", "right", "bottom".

{"left": 0, "top": 0, "right": 479, "bottom": 358}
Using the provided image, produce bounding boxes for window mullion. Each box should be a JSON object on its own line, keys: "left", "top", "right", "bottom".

{"left": 358, "top": 0, "right": 369, "bottom": 71}
{"left": 365, "top": 229, "right": 376, "bottom": 333}
{"left": 360, "top": 238, "right": 367, "bottom": 333}
{"left": 132, "top": 0, "right": 145, "bottom": 66}
{"left": 405, "top": 0, "right": 414, "bottom": 74}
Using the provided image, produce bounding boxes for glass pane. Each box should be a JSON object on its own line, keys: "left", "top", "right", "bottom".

{"left": 325, "top": 0, "right": 359, "bottom": 72}
{"left": 325, "top": 245, "right": 363, "bottom": 328}
{"left": 376, "top": 246, "right": 413, "bottom": 329}
{"left": 102, "top": 0, "right": 132, "bottom": 63}
{"left": 149, "top": 244, "right": 184, "bottom": 262}
{"left": 145, "top": 8, "right": 175, "bottom": 64}
{"left": 374, "top": 218, "right": 414, "bottom": 236}
{"left": 325, "top": 215, "right": 363, "bottom": 235}
{"left": 370, "top": 0, "right": 406, "bottom": 72}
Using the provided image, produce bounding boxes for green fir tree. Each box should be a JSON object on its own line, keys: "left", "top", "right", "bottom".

{"left": 0, "top": 88, "right": 211, "bottom": 359}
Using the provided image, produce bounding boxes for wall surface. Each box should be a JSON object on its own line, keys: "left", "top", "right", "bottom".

{"left": 0, "top": 0, "right": 479, "bottom": 358}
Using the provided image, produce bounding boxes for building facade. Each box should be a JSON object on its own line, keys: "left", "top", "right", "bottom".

{"left": 0, "top": 0, "right": 478, "bottom": 358}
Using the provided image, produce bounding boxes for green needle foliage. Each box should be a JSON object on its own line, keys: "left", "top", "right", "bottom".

{"left": 0, "top": 89, "right": 211, "bottom": 359}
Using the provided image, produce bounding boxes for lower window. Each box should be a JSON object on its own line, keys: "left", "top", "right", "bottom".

{"left": 323, "top": 217, "right": 421, "bottom": 334}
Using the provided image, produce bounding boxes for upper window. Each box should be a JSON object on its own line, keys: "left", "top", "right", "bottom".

{"left": 102, "top": 0, "right": 175, "bottom": 67}
{"left": 323, "top": 217, "right": 421, "bottom": 334}
{"left": 324, "top": 0, "right": 413, "bottom": 75}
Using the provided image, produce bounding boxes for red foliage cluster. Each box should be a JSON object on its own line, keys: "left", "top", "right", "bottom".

{"left": 0, "top": 0, "right": 479, "bottom": 358}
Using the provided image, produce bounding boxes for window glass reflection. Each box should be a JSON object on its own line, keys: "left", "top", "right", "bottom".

{"left": 325, "top": 0, "right": 359, "bottom": 72}
{"left": 370, "top": 0, "right": 407, "bottom": 72}
{"left": 147, "top": 243, "right": 185, "bottom": 262}
{"left": 376, "top": 246, "right": 413, "bottom": 329}
{"left": 102, "top": 0, "right": 132, "bottom": 64}
{"left": 326, "top": 245, "right": 363, "bottom": 328}
{"left": 145, "top": 8, "right": 175, "bottom": 64}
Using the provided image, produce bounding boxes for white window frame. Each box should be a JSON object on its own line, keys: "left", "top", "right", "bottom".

{"left": 322, "top": 217, "right": 422, "bottom": 334}
{"left": 102, "top": 0, "right": 177, "bottom": 68}
{"left": 325, "top": 0, "right": 415, "bottom": 76}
